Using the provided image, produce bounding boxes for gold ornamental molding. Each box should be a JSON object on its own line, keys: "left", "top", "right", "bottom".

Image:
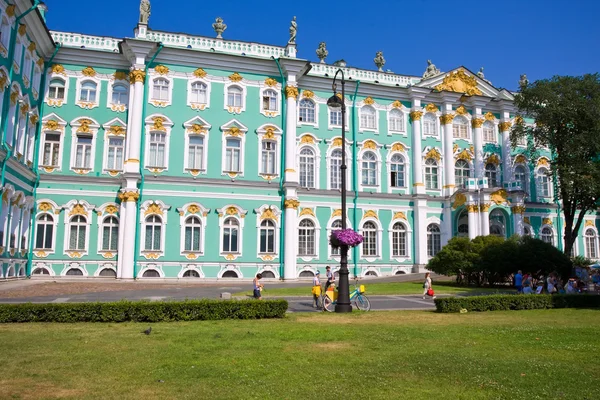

{"left": 392, "top": 211, "right": 407, "bottom": 220}
{"left": 302, "top": 90, "right": 314, "bottom": 98}
{"left": 514, "top": 154, "right": 527, "bottom": 164}
{"left": 537, "top": 157, "right": 550, "bottom": 167}
{"left": 455, "top": 105, "right": 468, "bottom": 115}
{"left": 486, "top": 154, "right": 501, "bottom": 166}
{"left": 27, "top": 42, "right": 36, "bottom": 52}
{"left": 511, "top": 205, "right": 526, "bottom": 214}
{"left": 439, "top": 114, "right": 454, "bottom": 125}
{"left": 69, "top": 204, "right": 87, "bottom": 216}
{"left": 467, "top": 204, "right": 479, "bottom": 213}
{"left": 434, "top": 69, "right": 482, "bottom": 96}
{"left": 152, "top": 117, "right": 166, "bottom": 132}
{"left": 188, "top": 123, "right": 207, "bottom": 134}
{"left": 585, "top": 220, "right": 595, "bottom": 227}
{"left": 299, "top": 135, "right": 315, "bottom": 145}
{"left": 51, "top": 64, "right": 66, "bottom": 75}
{"left": 363, "top": 96, "right": 375, "bottom": 105}
{"left": 409, "top": 111, "right": 423, "bottom": 121}
{"left": 425, "top": 103, "right": 438, "bottom": 113}
{"left": 391, "top": 100, "right": 403, "bottom": 109}
{"left": 38, "top": 202, "right": 53, "bottom": 212}
{"left": 186, "top": 253, "right": 198, "bottom": 260}
{"left": 284, "top": 85, "right": 298, "bottom": 99}
{"left": 484, "top": 111, "right": 496, "bottom": 121}
{"left": 452, "top": 193, "right": 467, "bottom": 209}
{"left": 264, "top": 77, "right": 278, "bottom": 87}
{"left": 76, "top": 119, "right": 93, "bottom": 134}
{"left": 471, "top": 118, "right": 484, "bottom": 128}
{"left": 105, "top": 205, "right": 119, "bottom": 215}
{"left": 362, "top": 140, "right": 377, "bottom": 150}
{"left": 129, "top": 69, "right": 146, "bottom": 84}
{"left": 456, "top": 148, "right": 473, "bottom": 162}
{"left": 66, "top": 251, "right": 83, "bottom": 259}
{"left": 144, "top": 202, "right": 163, "bottom": 216}
{"left": 81, "top": 66, "right": 96, "bottom": 77}
{"left": 108, "top": 125, "right": 126, "bottom": 136}
{"left": 284, "top": 199, "right": 300, "bottom": 209}
{"left": 118, "top": 191, "right": 139, "bottom": 203}
{"left": 331, "top": 209, "right": 342, "bottom": 218}
{"left": 542, "top": 218, "right": 553, "bottom": 226}
{"left": 102, "top": 252, "right": 115, "bottom": 259}
{"left": 514, "top": 115, "right": 525, "bottom": 125}
{"left": 490, "top": 189, "right": 509, "bottom": 205}
{"left": 424, "top": 148, "right": 441, "bottom": 162}
{"left": 499, "top": 121, "right": 512, "bottom": 132}
{"left": 154, "top": 65, "right": 169, "bottom": 75}
{"left": 479, "top": 203, "right": 491, "bottom": 212}
{"left": 193, "top": 68, "right": 207, "bottom": 78}
{"left": 284, "top": 168, "right": 296, "bottom": 173}
{"left": 228, "top": 72, "right": 243, "bottom": 82}
{"left": 299, "top": 208, "right": 315, "bottom": 217}
{"left": 187, "top": 204, "right": 200, "bottom": 214}
{"left": 260, "top": 208, "right": 278, "bottom": 222}
{"left": 5, "top": 4, "right": 15, "bottom": 16}
{"left": 114, "top": 71, "right": 128, "bottom": 81}
{"left": 18, "top": 24, "right": 26, "bottom": 36}
{"left": 362, "top": 210, "right": 378, "bottom": 220}
{"left": 391, "top": 142, "right": 406, "bottom": 152}
{"left": 144, "top": 253, "right": 160, "bottom": 260}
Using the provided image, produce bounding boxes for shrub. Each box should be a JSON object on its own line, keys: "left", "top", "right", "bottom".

{"left": 0, "top": 299, "right": 288, "bottom": 323}
{"left": 435, "top": 294, "right": 600, "bottom": 313}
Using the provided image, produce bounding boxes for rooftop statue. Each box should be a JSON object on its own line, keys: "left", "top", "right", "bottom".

{"left": 289, "top": 16, "right": 297, "bottom": 44}
{"left": 213, "top": 17, "right": 227, "bottom": 39}
{"left": 422, "top": 59, "right": 441, "bottom": 79}
{"left": 316, "top": 42, "right": 328, "bottom": 63}
{"left": 139, "top": 0, "right": 150, "bottom": 24}
{"left": 477, "top": 67, "right": 492, "bottom": 85}
{"left": 374, "top": 51, "right": 385, "bottom": 72}
{"left": 519, "top": 74, "right": 529, "bottom": 89}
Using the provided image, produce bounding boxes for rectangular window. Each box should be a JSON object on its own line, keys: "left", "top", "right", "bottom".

{"left": 102, "top": 226, "right": 118, "bottom": 251}
{"left": 390, "top": 165, "right": 405, "bottom": 187}
{"left": 74, "top": 135, "right": 93, "bottom": 169}
{"left": 148, "top": 132, "right": 166, "bottom": 168}
{"left": 423, "top": 120, "right": 436, "bottom": 135}
{"left": 188, "top": 136, "right": 204, "bottom": 170}
{"left": 106, "top": 138, "right": 124, "bottom": 171}
{"left": 260, "top": 228, "right": 275, "bottom": 254}
{"left": 330, "top": 110, "right": 342, "bottom": 126}
{"left": 42, "top": 133, "right": 61, "bottom": 167}
{"left": 261, "top": 141, "right": 276, "bottom": 175}
{"left": 392, "top": 231, "right": 406, "bottom": 257}
{"left": 453, "top": 124, "right": 468, "bottom": 139}
{"left": 185, "top": 226, "right": 201, "bottom": 252}
{"left": 144, "top": 225, "right": 161, "bottom": 251}
{"left": 225, "top": 138, "right": 241, "bottom": 172}
{"left": 483, "top": 126, "right": 495, "bottom": 142}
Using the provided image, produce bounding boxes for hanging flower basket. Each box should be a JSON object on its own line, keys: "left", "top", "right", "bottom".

{"left": 330, "top": 229, "right": 364, "bottom": 249}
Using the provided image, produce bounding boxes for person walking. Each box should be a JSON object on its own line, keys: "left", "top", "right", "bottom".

{"left": 422, "top": 272, "right": 436, "bottom": 300}
{"left": 324, "top": 266, "right": 335, "bottom": 292}
{"left": 312, "top": 271, "right": 322, "bottom": 308}
{"left": 253, "top": 273, "right": 264, "bottom": 300}
{"left": 514, "top": 270, "right": 523, "bottom": 293}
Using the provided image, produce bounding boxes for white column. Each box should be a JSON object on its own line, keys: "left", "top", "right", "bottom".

{"left": 500, "top": 118, "right": 512, "bottom": 186}
{"left": 441, "top": 202, "right": 452, "bottom": 246}
{"left": 441, "top": 113, "right": 455, "bottom": 196}
{"left": 117, "top": 190, "right": 139, "bottom": 279}
{"left": 467, "top": 203, "right": 478, "bottom": 239}
{"left": 472, "top": 117, "right": 484, "bottom": 179}
{"left": 125, "top": 69, "right": 146, "bottom": 173}
{"left": 410, "top": 105, "right": 424, "bottom": 194}
{"left": 512, "top": 205, "right": 524, "bottom": 236}
{"left": 480, "top": 199, "right": 490, "bottom": 236}
{"left": 284, "top": 83, "right": 298, "bottom": 184}
{"left": 413, "top": 199, "right": 428, "bottom": 271}
{"left": 283, "top": 192, "right": 298, "bottom": 280}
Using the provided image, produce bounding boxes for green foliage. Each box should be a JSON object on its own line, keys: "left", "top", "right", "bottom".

{"left": 427, "top": 235, "right": 573, "bottom": 286}
{"left": 512, "top": 74, "right": 600, "bottom": 256}
{"left": 0, "top": 299, "right": 288, "bottom": 323}
{"left": 435, "top": 294, "right": 600, "bottom": 313}
{"left": 571, "top": 255, "right": 593, "bottom": 269}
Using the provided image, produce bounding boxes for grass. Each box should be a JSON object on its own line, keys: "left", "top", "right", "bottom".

{"left": 235, "top": 280, "right": 511, "bottom": 297}
{"left": 1, "top": 309, "right": 599, "bottom": 400}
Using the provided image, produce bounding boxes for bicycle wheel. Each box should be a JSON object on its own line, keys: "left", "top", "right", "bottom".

{"left": 353, "top": 294, "right": 371, "bottom": 311}
{"left": 322, "top": 295, "right": 334, "bottom": 312}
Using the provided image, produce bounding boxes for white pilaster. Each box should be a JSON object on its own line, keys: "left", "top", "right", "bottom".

{"left": 413, "top": 199, "right": 428, "bottom": 270}
{"left": 500, "top": 113, "right": 512, "bottom": 186}
{"left": 480, "top": 197, "right": 490, "bottom": 236}
{"left": 512, "top": 207, "right": 524, "bottom": 236}
{"left": 284, "top": 83, "right": 298, "bottom": 184}
{"left": 117, "top": 190, "right": 139, "bottom": 279}
{"left": 467, "top": 203, "right": 478, "bottom": 239}
{"left": 472, "top": 117, "right": 484, "bottom": 179}
{"left": 125, "top": 69, "right": 145, "bottom": 174}
{"left": 441, "top": 110, "right": 455, "bottom": 196}
{"left": 410, "top": 101, "right": 425, "bottom": 194}
{"left": 441, "top": 202, "right": 452, "bottom": 247}
{"left": 283, "top": 191, "right": 298, "bottom": 280}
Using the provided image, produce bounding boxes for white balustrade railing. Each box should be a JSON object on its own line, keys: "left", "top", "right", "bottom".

{"left": 50, "top": 31, "right": 120, "bottom": 52}
{"left": 309, "top": 63, "right": 421, "bottom": 87}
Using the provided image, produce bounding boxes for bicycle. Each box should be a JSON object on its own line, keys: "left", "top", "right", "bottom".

{"left": 322, "top": 279, "right": 371, "bottom": 312}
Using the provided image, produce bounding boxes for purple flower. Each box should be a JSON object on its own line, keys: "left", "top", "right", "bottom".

{"left": 330, "top": 229, "right": 364, "bottom": 248}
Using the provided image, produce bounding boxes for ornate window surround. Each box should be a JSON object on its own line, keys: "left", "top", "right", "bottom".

{"left": 296, "top": 133, "right": 321, "bottom": 190}
{"left": 359, "top": 212, "right": 383, "bottom": 262}
{"left": 254, "top": 204, "right": 281, "bottom": 261}
{"left": 69, "top": 117, "right": 99, "bottom": 175}
{"left": 452, "top": 114, "right": 472, "bottom": 141}
{"left": 178, "top": 264, "right": 205, "bottom": 278}
{"left": 325, "top": 137, "right": 351, "bottom": 191}
{"left": 148, "top": 71, "right": 173, "bottom": 107}
{"left": 297, "top": 210, "right": 320, "bottom": 262}
{"left": 359, "top": 105, "right": 378, "bottom": 133}
{"left": 386, "top": 103, "right": 409, "bottom": 135}
{"left": 584, "top": 226, "right": 599, "bottom": 260}
{"left": 32, "top": 199, "right": 60, "bottom": 258}
{"left": 217, "top": 204, "right": 248, "bottom": 261}
{"left": 256, "top": 124, "right": 282, "bottom": 180}
{"left": 45, "top": 70, "right": 69, "bottom": 108}
{"left": 139, "top": 200, "right": 171, "bottom": 260}
{"left": 220, "top": 119, "right": 248, "bottom": 178}
{"left": 39, "top": 113, "right": 67, "bottom": 172}
{"left": 101, "top": 117, "right": 127, "bottom": 175}
{"left": 223, "top": 82, "right": 246, "bottom": 114}
{"left": 75, "top": 76, "right": 100, "bottom": 110}
{"left": 482, "top": 120, "right": 498, "bottom": 143}
{"left": 421, "top": 110, "right": 441, "bottom": 139}
{"left": 258, "top": 80, "right": 281, "bottom": 118}
{"left": 297, "top": 93, "right": 320, "bottom": 128}
{"left": 106, "top": 74, "right": 129, "bottom": 112}
{"left": 385, "top": 142, "right": 411, "bottom": 194}
{"left": 422, "top": 146, "right": 443, "bottom": 193}
{"left": 327, "top": 105, "right": 349, "bottom": 131}
{"left": 183, "top": 116, "right": 211, "bottom": 176}
{"left": 95, "top": 202, "right": 120, "bottom": 259}
{"left": 144, "top": 114, "right": 173, "bottom": 173}
{"left": 187, "top": 78, "right": 211, "bottom": 110}
{"left": 535, "top": 163, "right": 552, "bottom": 200}
{"left": 357, "top": 140, "right": 383, "bottom": 193}
{"left": 62, "top": 200, "right": 95, "bottom": 259}
{"left": 176, "top": 202, "right": 210, "bottom": 259}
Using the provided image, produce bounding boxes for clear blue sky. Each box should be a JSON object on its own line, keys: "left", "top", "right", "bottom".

{"left": 45, "top": 0, "right": 599, "bottom": 91}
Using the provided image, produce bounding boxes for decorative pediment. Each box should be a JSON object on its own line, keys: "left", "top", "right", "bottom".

{"left": 362, "top": 210, "right": 378, "bottom": 220}
{"left": 71, "top": 117, "right": 100, "bottom": 134}
{"left": 220, "top": 119, "right": 248, "bottom": 136}
{"left": 455, "top": 148, "right": 473, "bottom": 162}
{"left": 184, "top": 116, "right": 212, "bottom": 134}
{"left": 418, "top": 67, "right": 500, "bottom": 98}
{"left": 103, "top": 118, "right": 127, "bottom": 137}
{"left": 177, "top": 202, "right": 211, "bottom": 218}
{"left": 298, "top": 134, "right": 319, "bottom": 145}
{"left": 256, "top": 124, "right": 282, "bottom": 139}
{"left": 490, "top": 189, "right": 509, "bottom": 205}
{"left": 145, "top": 114, "right": 174, "bottom": 131}
{"left": 423, "top": 147, "right": 442, "bottom": 162}
{"left": 217, "top": 204, "right": 248, "bottom": 218}
{"left": 254, "top": 205, "right": 281, "bottom": 222}
{"left": 141, "top": 200, "right": 171, "bottom": 218}
{"left": 452, "top": 193, "right": 467, "bottom": 209}
{"left": 42, "top": 113, "right": 67, "bottom": 132}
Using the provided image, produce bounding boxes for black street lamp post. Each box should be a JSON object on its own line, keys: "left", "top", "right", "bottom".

{"left": 327, "top": 69, "right": 352, "bottom": 313}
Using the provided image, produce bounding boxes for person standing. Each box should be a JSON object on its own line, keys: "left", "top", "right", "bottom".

{"left": 547, "top": 273, "right": 557, "bottom": 294}
{"left": 312, "top": 271, "right": 321, "bottom": 308}
{"left": 253, "top": 273, "right": 264, "bottom": 300}
{"left": 514, "top": 270, "right": 523, "bottom": 293}
{"left": 325, "top": 266, "right": 335, "bottom": 292}
{"left": 422, "top": 272, "right": 436, "bottom": 300}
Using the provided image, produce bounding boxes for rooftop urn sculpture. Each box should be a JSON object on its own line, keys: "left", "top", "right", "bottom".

{"left": 289, "top": 16, "right": 297, "bottom": 44}
{"left": 477, "top": 67, "right": 492, "bottom": 84}
{"left": 139, "top": 0, "right": 150, "bottom": 24}
{"left": 374, "top": 51, "right": 386, "bottom": 72}
{"left": 519, "top": 74, "right": 529, "bottom": 89}
{"left": 422, "top": 59, "right": 441, "bottom": 79}
{"left": 213, "top": 17, "right": 227, "bottom": 39}
{"left": 316, "top": 42, "right": 328, "bottom": 63}
{"left": 333, "top": 59, "right": 347, "bottom": 67}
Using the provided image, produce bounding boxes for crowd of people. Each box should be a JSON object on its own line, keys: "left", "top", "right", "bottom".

{"left": 513, "top": 268, "right": 600, "bottom": 295}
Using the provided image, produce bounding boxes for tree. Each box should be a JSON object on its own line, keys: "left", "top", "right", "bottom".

{"left": 512, "top": 74, "right": 600, "bottom": 256}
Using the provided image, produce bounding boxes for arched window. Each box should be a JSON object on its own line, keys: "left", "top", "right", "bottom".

{"left": 183, "top": 269, "right": 200, "bottom": 278}
{"left": 390, "top": 154, "right": 405, "bottom": 188}
{"left": 184, "top": 216, "right": 202, "bottom": 252}
{"left": 152, "top": 78, "right": 169, "bottom": 101}
{"left": 537, "top": 167, "right": 550, "bottom": 198}
{"left": 541, "top": 227, "right": 554, "bottom": 245}
{"left": 68, "top": 215, "right": 87, "bottom": 251}
{"left": 111, "top": 84, "right": 128, "bottom": 105}
{"left": 222, "top": 217, "right": 239, "bottom": 253}
{"left": 101, "top": 216, "right": 118, "bottom": 251}
{"left": 35, "top": 214, "right": 53, "bottom": 249}
{"left": 514, "top": 165, "right": 527, "bottom": 192}
{"left": 298, "top": 99, "right": 315, "bottom": 123}
{"left": 485, "top": 163, "right": 498, "bottom": 187}
{"left": 259, "top": 219, "right": 276, "bottom": 254}
{"left": 360, "top": 106, "right": 376, "bottom": 129}
{"left": 222, "top": 270, "right": 239, "bottom": 278}
{"left": 330, "top": 219, "right": 342, "bottom": 256}
{"left": 148, "top": 131, "right": 166, "bottom": 168}
{"left": 66, "top": 268, "right": 83, "bottom": 276}
{"left": 188, "top": 135, "right": 204, "bottom": 170}
{"left": 262, "top": 89, "right": 278, "bottom": 111}
{"left": 144, "top": 215, "right": 162, "bottom": 251}
{"left": 227, "top": 85, "right": 243, "bottom": 107}
{"left": 261, "top": 141, "right": 276, "bottom": 175}
{"left": 298, "top": 219, "right": 315, "bottom": 256}
{"left": 362, "top": 221, "right": 378, "bottom": 256}
{"left": 99, "top": 268, "right": 117, "bottom": 277}
{"left": 585, "top": 229, "right": 598, "bottom": 259}
{"left": 456, "top": 209, "right": 468, "bottom": 237}
{"left": 79, "top": 81, "right": 97, "bottom": 102}
{"left": 423, "top": 113, "right": 437, "bottom": 136}
{"left": 190, "top": 81, "right": 207, "bottom": 104}
{"left": 143, "top": 269, "right": 160, "bottom": 278}
{"left": 389, "top": 109, "right": 404, "bottom": 132}
{"left": 523, "top": 226, "right": 532, "bottom": 237}
{"left": 452, "top": 116, "right": 468, "bottom": 139}
{"left": 299, "top": 147, "right": 315, "bottom": 188}
{"left": 48, "top": 78, "right": 65, "bottom": 100}
{"left": 32, "top": 267, "right": 50, "bottom": 275}
{"left": 392, "top": 222, "right": 407, "bottom": 257}
{"left": 224, "top": 138, "right": 241, "bottom": 172}
{"left": 455, "top": 159, "right": 470, "bottom": 187}
{"left": 483, "top": 121, "right": 495, "bottom": 142}
{"left": 489, "top": 209, "right": 505, "bottom": 237}
{"left": 330, "top": 149, "right": 342, "bottom": 190}
{"left": 425, "top": 158, "right": 438, "bottom": 190}
{"left": 361, "top": 151, "right": 377, "bottom": 186}
{"left": 427, "top": 224, "right": 441, "bottom": 257}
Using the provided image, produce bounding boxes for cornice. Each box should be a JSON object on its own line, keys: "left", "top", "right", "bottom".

{"left": 52, "top": 47, "right": 130, "bottom": 69}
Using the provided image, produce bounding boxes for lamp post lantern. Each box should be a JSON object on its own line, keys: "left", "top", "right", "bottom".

{"left": 327, "top": 69, "right": 352, "bottom": 313}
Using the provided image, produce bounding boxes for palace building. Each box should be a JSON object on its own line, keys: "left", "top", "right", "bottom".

{"left": 0, "top": 0, "right": 598, "bottom": 280}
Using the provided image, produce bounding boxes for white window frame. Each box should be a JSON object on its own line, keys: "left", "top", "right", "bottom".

{"left": 424, "top": 157, "right": 440, "bottom": 191}
{"left": 62, "top": 200, "right": 94, "bottom": 257}
{"left": 426, "top": 223, "right": 441, "bottom": 258}
{"left": 359, "top": 105, "right": 378, "bottom": 132}
{"left": 327, "top": 107, "right": 348, "bottom": 130}
{"left": 32, "top": 64, "right": 41, "bottom": 100}
{"left": 39, "top": 115, "right": 67, "bottom": 171}
{"left": 75, "top": 77, "right": 100, "bottom": 109}
{"left": 69, "top": 117, "right": 99, "bottom": 174}
{"left": 217, "top": 205, "right": 246, "bottom": 258}
{"left": 357, "top": 145, "right": 382, "bottom": 193}
{"left": 144, "top": 114, "right": 173, "bottom": 172}
{"left": 452, "top": 115, "right": 470, "bottom": 139}
{"left": 223, "top": 82, "right": 246, "bottom": 114}
{"left": 22, "top": 52, "right": 32, "bottom": 88}
{"left": 584, "top": 227, "right": 598, "bottom": 260}
{"left": 177, "top": 202, "right": 210, "bottom": 257}
{"left": 454, "top": 159, "right": 471, "bottom": 188}
{"left": 540, "top": 225, "right": 555, "bottom": 245}
{"left": 513, "top": 163, "right": 529, "bottom": 193}
{"left": 260, "top": 87, "right": 280, "bottom": 117}
{"left": 102, "top": 118, "right": 127, "bottom": 174}
{"left": 99, "top": 215, "right": 119, "bottom": 252}
{"left": 298, "top": 216, "right": 319, "bottom": 261}
{"left": 254, "top": 205, "right": 281, "bottom": 259}
{"left": 95, "top": 202, "right": 120, "bottom": 256}
{"left": 139, "top": 200, "right": 170, "bottom": 259}
{"left": 183, "top": 116, "right": 212, "bottom": 175}
{"left": 256, "top": 124, "right": 283, "bottom": 179}
{"left": 387, "top": 108, "right": 407, "bottom": 134}
{"left": 149, "top": 76, "right": 172, "bottom": 107}
{"left": 388, "top": 218, "right": 412, "bottom": 261}
{"left": 359, "top": 217, "right": 382, "bottom": 261}
{"left": 386, "top": 147, "right": 411, "bottom": 193}
{"left": 326, "top": 142, "right": 351, "bottom": 191}
{"left": 187, "top": 79, "right": 211, "bottom": 110}
{"left": 298, "top": 98, "right": 318, "bottom": 127}
{"left": 485, "top": 163, "right": 499, "bottom": 188}
{"left": 422, "top": 112, "right": 440, "bottom": 138}
{"left": 46, "top": 75, "right": 69, "bottom": 107}
{"left": 536, "top": 166, "right": 552, "bottom": 199}
{"left": 482, "top": 121, "right": 496, "bottom": 143}
{"left": 0, "top": 16, "right": 12, "bottom": 53}
{"left": 107, "top": 78, "right": 129, "bottom": 112}
{"left": 298, "top": 145, "right": 319, "bottom": 189}
{"left": 220, "top": 120, "right": 248, "bottom": 178}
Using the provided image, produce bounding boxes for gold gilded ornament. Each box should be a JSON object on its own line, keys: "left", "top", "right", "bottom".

{"left": 434, "top": 69, "right": 482, "bottom": 96}
{"left": 410, "top": 111, "right": 423, "bottom": 121}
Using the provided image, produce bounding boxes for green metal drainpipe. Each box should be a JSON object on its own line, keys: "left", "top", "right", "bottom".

{"left": 272, "top": 57, "right": 286, "bottom": 279}
{"left": 350, "top": 80, "right": 360, "bottom": 277}
{"left": 0, "top": 1, "right": 41, "bottom": 200}
{"left": 26, "top": 43, "right": 61, "bottom": 276}
{"left": 132, "top": 43, "right": 163, "bottom": 279}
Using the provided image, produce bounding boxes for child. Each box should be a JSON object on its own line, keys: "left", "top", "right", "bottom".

{"left": 312, "top": 271, "right": 321, "bottom": 308}
{"left": 253, "top": 273, "right": 264, "bottom": 300}
{"left": 325, "top": 266, "right": 335, "bottom": 292}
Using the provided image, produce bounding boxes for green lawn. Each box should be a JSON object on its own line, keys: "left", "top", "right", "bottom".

{"left": 1, "top": 309, "right": 599, "bottom": 400}
{"left": 236, "top": 280, "right": 511, "bottom": 297}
